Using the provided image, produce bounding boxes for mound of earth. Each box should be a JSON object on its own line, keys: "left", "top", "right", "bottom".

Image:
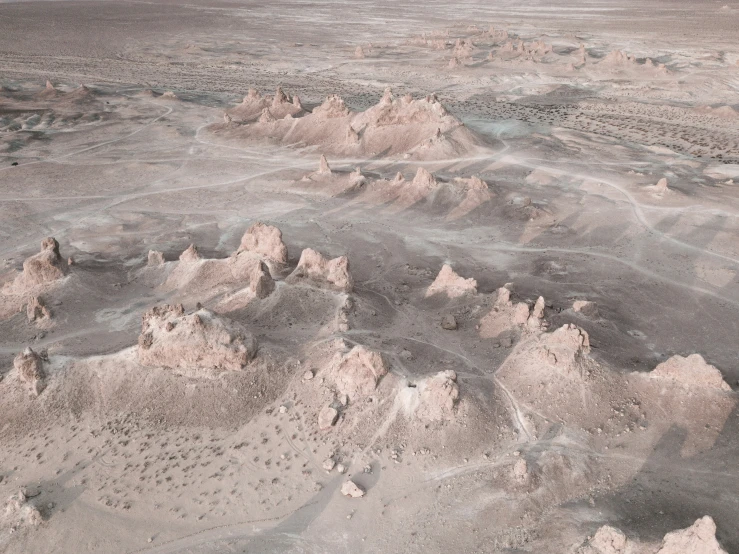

{"left": 326, "top": 345, "right": 388, "bottom": 401}
{"left": 212, "top": 88, "right": 485, "bottom": 159}
{"left": 425, "top": 264, "right": 477, "bottom": 298}
{"left": 13, "top": 347, "right": 46, "bottom": 396}
{"left": 646, "top": 354, "right": 730, "bottom": 391}
{"left": 137, "top": 305, "right": 258, "bottom": 375}
{"left": 286, "top": 248, "right": 353, "bottom": 292}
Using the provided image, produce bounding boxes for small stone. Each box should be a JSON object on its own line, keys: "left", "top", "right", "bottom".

{"left": 303, "top": 370, "right": 314, "bottom": 381}
{"left": 336, "top": 463, "right": 347, "bottom": 474}
{"left": 341, "top": 480, "right": 365, "bottom": 498}
{"left": 279, "top": 405, "right": 288, "bottom": 414}
{"left": 322, "top": 458, "right": 336, "bottom": 472}
{"left": 441, "top": 314, "right": 457, "bottom": 330}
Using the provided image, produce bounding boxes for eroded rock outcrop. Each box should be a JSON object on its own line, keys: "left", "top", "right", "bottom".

{"left": 578, "top": 525, "right": 628, "bottom": 554}
{"left": 479, "top": 287, "right": 543, "bottom": 338}
{"left": 147, "top": 250, "right": 165, "bottom": 266}
{"left": 648, "top": 354, "right": 730, "bottom": 391}
{"left": 537, "top": 324, "right": 590, "bottom": 374}
{"left": 237, "top": 222, "right": 288, "bottom": 265}
{"left": 328, "top": 345, "right": 388, "bottom": 401}
{"left": 414, "top": 370, "right": 460, "bottom": 422}
{"left": 179, "top": 244, "right": 201, "bottom": 262}
{"left": 286, "top": 248, "right": 353, "bottom": 292}
{"left": 13, "top": 347, "right": 46, "bottom": 396}
{"left": 425, "top": 264, "right": 477, "bottom": 298}
{"left": 26, "top": 296, "right": 51, "bottom": 323}
{"left": 137, "top": 305, "right": 257, "bottom": 374}
{"left": 10, "top": 238, "right": 68, "bottom": 292}
{"left": 656, "top": 516, "right": 727, "bottom": 554}
{"left": 2, "top": 490, "right": 43, "bottom": 530}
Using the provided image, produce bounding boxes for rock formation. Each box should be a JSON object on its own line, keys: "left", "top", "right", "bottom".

{"left": 578, "top": 525, "right": 628, "bottom": 554}
{"left": 328, "top": 345, "right": 388, "bottom": 401}
{"left": 573, "top": 300, "right": 598, "bottom": 317}
{"left": 537, "top": 324, "right": 591, "bottom": 374}
{"left": 648, "top": 354, "right": 731, "bottom": 391}
{"left": 137, "top": 305, "right": 257, "bottom": 374}
{"left": 286, "top": 248, "right": 353, "bottom": 292}
{"left": 237, "top": 222, "right": 288, "bottom": 265}
{"left": 317, "top": 154, "right": 332, "bottom": 175}
{"left": 11, "top": 237, "right": 68, "bottom": 291}
{"left": 179, "top": 244, "right": 201, "bottom": 262}
{"left": 2, "top": 490, "right": 43, "bottom": 530}
{"left": 425, "top": 264, "right": 477, "bottom": 298}
{"left": 13, "top": 347, "right": 46, "bottom": 396}
{"left": 479, "top": 287, "right": 538, "bottom": 338}
{"left": 656, "top": 516, "right": 727, "bottom": 554}
{"left": 147, "top": 250, "right": 165, "bottom": 266}
{"left": 26, "top": 296, "right": 51, "bottom": 323}
{"left": 415, "top": 370, "right": 460, "bottom": 422}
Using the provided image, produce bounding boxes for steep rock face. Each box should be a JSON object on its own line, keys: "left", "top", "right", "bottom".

{"left": 648, "top": 354, "right": 730, "bottom": 391}
{"left": 237, "top": 222, "right": 288, "bottom": 265}
{"left": 137, "top": 305, "right": 257, "bottom": 374}
{"left": 328, "top": 345, "right": 388, "bottom": 401}
{"left": 425, "top": 264, "right": 477, "bottom": 298}
{"left": 286, "top": 248, "right": 353, "bottom": 292}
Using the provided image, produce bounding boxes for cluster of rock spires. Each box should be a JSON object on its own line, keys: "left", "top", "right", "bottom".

{"left": 216, "top": 86, "right": 480, "bottom": 159}
{"left": 303, "top": 160, "right": 492, "bottom": 218}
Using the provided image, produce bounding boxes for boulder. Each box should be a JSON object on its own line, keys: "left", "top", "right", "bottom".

{"left": 340, "top": 480, "right": 365, "bottom": 498}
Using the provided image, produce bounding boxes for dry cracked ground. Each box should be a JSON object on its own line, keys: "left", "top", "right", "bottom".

{"left": 1, "top": 0, "right": 739, "bottom": 553}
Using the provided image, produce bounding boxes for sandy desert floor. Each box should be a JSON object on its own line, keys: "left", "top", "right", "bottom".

{"left": 1, "top": 0, "right": 739, "bottom": 552}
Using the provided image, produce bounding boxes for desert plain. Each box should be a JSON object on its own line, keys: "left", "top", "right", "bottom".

{"left": 1, "top": 0, "right": 739, "bottom": 552}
